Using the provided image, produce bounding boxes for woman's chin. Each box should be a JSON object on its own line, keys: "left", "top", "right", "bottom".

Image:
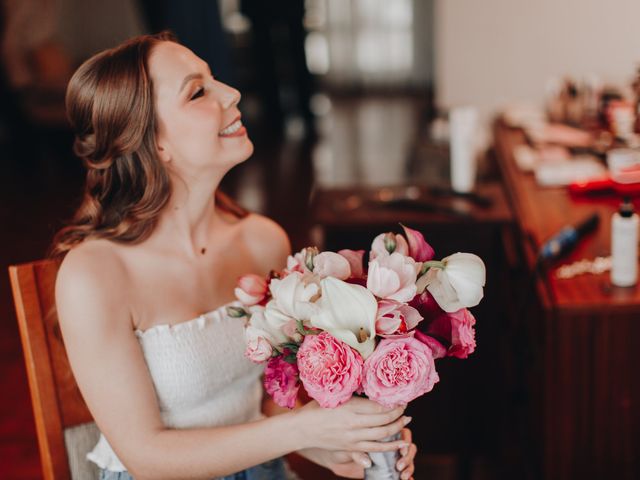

{"left": 233, "top": 139, "right": 254, "bottom": 162}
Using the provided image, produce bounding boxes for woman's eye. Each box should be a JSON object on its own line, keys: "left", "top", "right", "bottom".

{"left": 190, "top": 87, "right": 205, "bottom": 100}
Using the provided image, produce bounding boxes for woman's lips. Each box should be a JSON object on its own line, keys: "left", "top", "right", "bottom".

{"left": 219, "top": 118, "right": 245, "bottom": 137}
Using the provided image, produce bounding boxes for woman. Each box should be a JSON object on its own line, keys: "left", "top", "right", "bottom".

{"left": 53, "top": 32, "right": 417, "bottom": 480}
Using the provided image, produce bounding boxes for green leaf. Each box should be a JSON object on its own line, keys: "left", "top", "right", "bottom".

{"left": 283, "top": 354, "right": 298, "bottom": 364}
{"left": 281, "top": 342, "right": 300, "bottom": 353}
{"left": 226, "top": 306, "right": 248, "bottom": 318}
{"left": 296, "top": 319, "right": 307, "bottom": 336}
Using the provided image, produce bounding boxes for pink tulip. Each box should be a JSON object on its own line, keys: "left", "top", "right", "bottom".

{"left": 363, "top": 337, "right": 439, "bottom": 408}
{"left": 367, "top": 252, "right": 420, "bottom": 303}
{"left": 409, "top": 291, "right": 445, "bottom": 322}
{"left": 338, "top": 249, "right": 365, "bottom": 279}
{"left": 313, "top": 251, "right": 351, "bottom": 280}
{"left": 414, "top": 330, "right": 446, "bottom": 359}
{"left": 264, "top": 356, "right": 300, "bottom": 409}
{"left": 235, "top": 274, "right": 268, "bottom": 306}
{"left": 375, "top": 299, "right": 423, "bottom": 335}
{"left": 401, "top": 224, "right": 435, "bottom": 262}
{"left": 370, "top": 232, "right": 409, "bottom": 260}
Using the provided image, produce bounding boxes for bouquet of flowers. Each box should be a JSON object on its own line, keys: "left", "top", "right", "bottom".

{"left": 230, "top": 225, "right": 486, "bottom": 479}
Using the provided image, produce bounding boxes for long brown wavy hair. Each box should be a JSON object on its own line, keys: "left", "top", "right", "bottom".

{"left": 51, "top": 32, "right": 246, "bottom": 258}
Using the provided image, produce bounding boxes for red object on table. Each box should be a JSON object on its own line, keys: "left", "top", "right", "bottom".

{"left": 568, "top": 175, "right": 640, "bottom": 197}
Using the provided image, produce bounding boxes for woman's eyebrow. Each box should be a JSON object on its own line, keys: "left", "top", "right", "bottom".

{"left": 179, "top": 73, "right": 203, "bottom": 93}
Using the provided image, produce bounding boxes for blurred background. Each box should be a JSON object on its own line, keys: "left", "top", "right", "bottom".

{"left": 2, "top": 1, "right": 640, "bottom": 479}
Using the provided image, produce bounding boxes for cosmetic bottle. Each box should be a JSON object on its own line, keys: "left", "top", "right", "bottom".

{"left": 611, "top": 198, "right": 639, "bottom": 287}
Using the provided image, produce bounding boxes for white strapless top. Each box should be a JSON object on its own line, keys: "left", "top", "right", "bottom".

{"left": 87, "top": 303, "right": 265, "bottom": 472}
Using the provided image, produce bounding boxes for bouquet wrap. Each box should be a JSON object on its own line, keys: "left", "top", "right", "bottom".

{"left": 364, "top": 432, "right": 402, "bottom": 480}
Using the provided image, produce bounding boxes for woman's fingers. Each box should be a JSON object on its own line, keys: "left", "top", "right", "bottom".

{"left": 396, "top": 428, "right": 417, "bottom": 480}
{"left": 349, "top": 405, "right": 406, "bottom": 428}
{"left": 360, "top": 415, "right": 412, "bottom": 442}
{"left": 403, "top": 444, "right": 417, "bottom": 479}
{"left": 353, "top": 438, "right": 409, "bottom": 453}
{"left": 400, "top": 426, "right": 412, "bottom": 443}
{"left": 399, "top": 427, "right": 412, "bottom": 456}
{"left": 350, "top": 451, "right": 372, "bottom": 469}
{"left": 347, "top": 397, "right": 406, "bottom": 415}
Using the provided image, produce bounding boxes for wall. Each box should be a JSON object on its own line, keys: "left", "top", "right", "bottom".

{"left": 435, "top": 0, "right": 640, "bottom": 123}
{"left": 56, "top": 0, "right": 147, "bottom": 64}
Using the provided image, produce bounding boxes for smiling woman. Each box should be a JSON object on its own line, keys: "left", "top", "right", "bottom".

{"left": 50, "top": 32, "right": 417, "bottom": 480}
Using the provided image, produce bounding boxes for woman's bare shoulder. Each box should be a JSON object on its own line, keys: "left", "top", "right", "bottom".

{"left": 58, "top": 239, "right": 127, "bottom": 280}
{"left": 238, "top": 213, "right": 292, "bottom": 274}
{"left": 56, "top": 240, "right": 131, "bottom": 324}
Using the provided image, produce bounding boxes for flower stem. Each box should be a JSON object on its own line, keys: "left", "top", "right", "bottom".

{"left": 420, "top": 260, "right": 445, "bottom": 275}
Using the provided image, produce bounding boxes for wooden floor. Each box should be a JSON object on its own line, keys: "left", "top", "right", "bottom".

{"left": 0, "top": 94, "right": 531, "bottom": 479}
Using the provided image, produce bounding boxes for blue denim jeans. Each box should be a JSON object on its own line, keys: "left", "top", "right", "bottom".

{"left": 99, "top": 457, "right": 287, "bottom": 479}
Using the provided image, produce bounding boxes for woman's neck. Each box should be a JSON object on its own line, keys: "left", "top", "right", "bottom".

{"left": 152, "top": 171, "right": 223, "bottom": 258}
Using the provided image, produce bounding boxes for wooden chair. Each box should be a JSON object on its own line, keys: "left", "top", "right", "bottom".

{"left": 9, "top": 259, "right": 335, "bottom": 480}
{"left": 9, "top": 259, "right": 99, "bottom": 480}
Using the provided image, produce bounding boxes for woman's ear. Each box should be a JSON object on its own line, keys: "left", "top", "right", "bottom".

{"left": 156, "top": 137, "right": 172, "bottom": 163}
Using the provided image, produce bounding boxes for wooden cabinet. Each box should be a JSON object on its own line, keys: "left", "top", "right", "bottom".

{"left": 494, "top": 121, "right": 640, "bottom": 480}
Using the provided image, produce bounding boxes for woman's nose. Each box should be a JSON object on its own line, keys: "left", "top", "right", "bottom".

{"left": 215, "top": 81, "right": 241, "bottom": 110}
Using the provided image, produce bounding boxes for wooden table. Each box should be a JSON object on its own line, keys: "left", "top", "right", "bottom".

{"left": 494, "top": 120, "right": 640, "bottom": 480}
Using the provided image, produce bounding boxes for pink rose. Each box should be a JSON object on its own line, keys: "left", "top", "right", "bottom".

{"left": 447, "top": 309, "right": 476, "bottom": 359}
{"left": 363, "top": 337, "right": 439, "bottom": 408}
{"left": 417, "top": 307, "right": 476, "bottom": 359}
{"left": 235, "top": 274, "right": 269, "bottom": 306}
{"left": 264, "top": 356, "right": 300, "bottom": 409}
{"left": 338, "top": 249, "right": 365, "bottom": 279}
{"left": 367, "top": 252, "right": 420, "bottom": 303}
{"left": 401, "top": 224, "right": 435, "bottom": 262}
{"left": 375, "top": 299, "right": 423, "bottom": 336}
{"left": 245, "top": 329, "right": 273, "bottom": 363}
{"left": 370, "top": 232, "right": 409, "bottom": 260}
{"left": 297, "top": 332, "right": 363, "bottom": 408}
{"left": 313, "top": 251, "right": 351, "bottom": 280}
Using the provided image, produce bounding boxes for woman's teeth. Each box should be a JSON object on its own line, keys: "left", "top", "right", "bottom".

{"left": 219, "top": 120, "right": 242, "bottom": 136}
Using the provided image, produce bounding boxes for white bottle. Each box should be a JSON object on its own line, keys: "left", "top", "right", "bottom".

{"left": 611, "top": 199, "right": 639, "bottom": 287}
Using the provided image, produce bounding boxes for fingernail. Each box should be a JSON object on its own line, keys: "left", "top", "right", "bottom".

{"left": 403, "top": 416, "right": 412, "bottom": 425}
{"left": 360, "top": 458, "right": 372, "bottom": 468}
{"left": 397, "top": 461, "right": 405, "bottom": 470}
{"left": 401, "top": 446, "right": 409, "bottom": 456}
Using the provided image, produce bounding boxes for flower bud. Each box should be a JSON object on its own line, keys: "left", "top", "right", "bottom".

{"left": 304, "top": 247, "right": 319, "bottom": 272}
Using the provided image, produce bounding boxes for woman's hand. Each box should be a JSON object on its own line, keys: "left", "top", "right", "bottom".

{"left": 395, "top": 428, "right": 417, "bottom": 480}
{"left": 294, "top": 397, "right": 411, "bottom": 452}
{"left": 299, "top": 427, "right": 417, "bottom": 479}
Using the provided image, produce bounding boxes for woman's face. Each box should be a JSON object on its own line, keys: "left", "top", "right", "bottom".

{"left": 148, "top": 41, "right": 253, "bottom": 176}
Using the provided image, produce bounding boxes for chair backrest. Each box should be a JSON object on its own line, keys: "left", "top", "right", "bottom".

{"left": 9, "top": 259, "right": 99, "bottom": 480}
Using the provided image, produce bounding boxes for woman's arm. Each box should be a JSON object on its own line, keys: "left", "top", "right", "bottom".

{"left": 56, "top": 245, "right": 409, "bottom": 480}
